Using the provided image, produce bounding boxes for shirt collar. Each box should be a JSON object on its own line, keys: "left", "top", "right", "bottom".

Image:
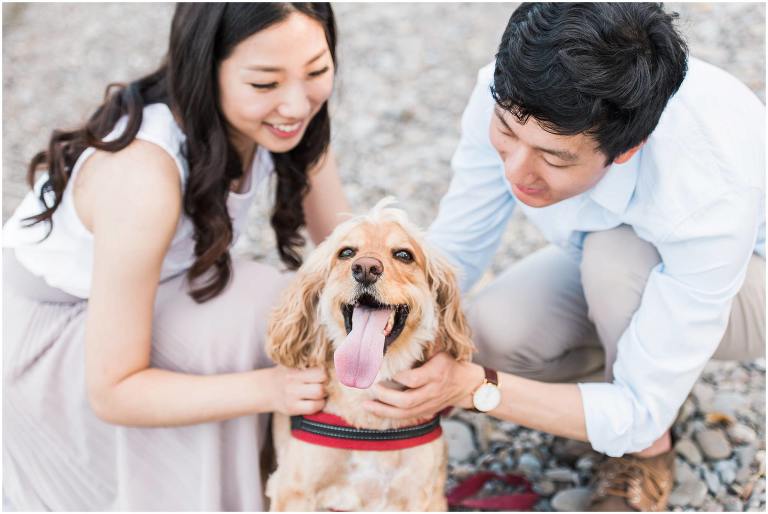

{"left": 588, "top": 150, "right": 641, "bottom": 214}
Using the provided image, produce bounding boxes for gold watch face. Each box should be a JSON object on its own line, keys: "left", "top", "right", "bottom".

{"left": 473, "top": 383, "right": 501, "bottom": 412}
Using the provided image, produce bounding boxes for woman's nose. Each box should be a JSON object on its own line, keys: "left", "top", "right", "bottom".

{"left": 276, "top": 82, "right": 311, "bottom": 120}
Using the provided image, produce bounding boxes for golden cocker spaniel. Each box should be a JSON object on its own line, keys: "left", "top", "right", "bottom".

{"left": 265, "top": 198, "right": 474, "bottom": 511}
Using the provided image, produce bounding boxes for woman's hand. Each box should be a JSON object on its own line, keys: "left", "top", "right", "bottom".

{"left": 362, "top": 352, "right": 485, "bottom": 419}
{"left": 269, "top": 365, "right": 328, "bottom": 416}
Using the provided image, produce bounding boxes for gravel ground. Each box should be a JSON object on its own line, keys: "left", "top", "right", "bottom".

{"left": 3, "top": 3, "right": 765, "bottom": 511}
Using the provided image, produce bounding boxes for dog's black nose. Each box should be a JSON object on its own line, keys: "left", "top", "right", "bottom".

{"left": 352, "top": 257, "right": 383, "bottom": 285}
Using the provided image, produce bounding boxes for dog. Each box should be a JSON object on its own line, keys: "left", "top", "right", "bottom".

{"left": 264, "top": 198, "right": 474, "bottom": 511}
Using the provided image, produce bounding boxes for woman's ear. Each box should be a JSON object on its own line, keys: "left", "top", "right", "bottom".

{"left": 425, "top": 249, "right": 475, "bottom": 362}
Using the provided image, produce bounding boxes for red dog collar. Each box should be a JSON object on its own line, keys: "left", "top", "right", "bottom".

{"left": 290, "top": 412, "right": 443, "bottom": 451}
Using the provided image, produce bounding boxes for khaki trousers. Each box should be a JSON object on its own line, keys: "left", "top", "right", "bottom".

{"left": 468, "top": 225, "right": 765, "bottom": 383}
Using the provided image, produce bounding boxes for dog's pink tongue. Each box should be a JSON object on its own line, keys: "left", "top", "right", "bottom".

{"left": 334, "top": 306, "right": 390, "bottom": 389}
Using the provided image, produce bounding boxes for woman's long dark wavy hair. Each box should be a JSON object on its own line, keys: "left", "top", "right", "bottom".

{"left": 22, "top": 3, "right": 337, "bottom": 302}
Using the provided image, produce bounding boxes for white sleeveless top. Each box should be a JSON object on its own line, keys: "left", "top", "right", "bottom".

{"left": 3, "top": 103, "right": 274, "bottom": 298}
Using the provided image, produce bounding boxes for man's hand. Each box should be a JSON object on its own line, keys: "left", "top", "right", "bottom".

{"left": 362, "top": 352, "right": 485, "bottom": 419}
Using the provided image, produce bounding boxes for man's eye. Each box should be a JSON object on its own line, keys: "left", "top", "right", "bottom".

{"left": 338, "top": 247, "right": 356, "bottom": 259}
{"left": 393, "top": 250, "right": 413, "bottom": 263}
{"left": 543, "top": 159, "right": 570, "bottom": 169}
{"left": 250, "top": 82, "right": 278, "bottom": 90}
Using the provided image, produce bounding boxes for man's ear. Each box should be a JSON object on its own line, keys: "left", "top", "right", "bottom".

{"left": 613, "top": 141, "right": 645, "bottom": 164}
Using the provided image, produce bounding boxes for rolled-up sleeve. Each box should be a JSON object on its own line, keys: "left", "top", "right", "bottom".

{"left": 427, "top": 65, "right": 516, "bottom": 292}
{"left": 578, "top": 188, "right": 763, "bottom": 456}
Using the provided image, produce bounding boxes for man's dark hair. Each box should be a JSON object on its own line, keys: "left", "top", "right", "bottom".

{"left": 492, "top": 3, "right": 688, "bottom": 163}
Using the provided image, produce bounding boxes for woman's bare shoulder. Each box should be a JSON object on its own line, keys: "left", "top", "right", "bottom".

{"left": 75, "top": 139, "right": 183, "bottom": 232}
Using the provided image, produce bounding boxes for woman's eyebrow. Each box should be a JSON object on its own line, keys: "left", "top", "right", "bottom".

{"left": 245, "top": 49, "right": 329, "bottom": 73}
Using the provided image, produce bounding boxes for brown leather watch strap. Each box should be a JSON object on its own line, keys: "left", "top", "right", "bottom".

{"left": 484, "top": 366, "right": 498, "bottom": 386}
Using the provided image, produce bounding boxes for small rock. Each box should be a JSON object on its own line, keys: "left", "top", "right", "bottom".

{"left": 708, "top": 391, "right": 750, "bottom": 416}
{"left": 545, "top": 467, "right": 579, "bottom": 483}
{"left": 722, "top": 497, "right": 745, "bottom": 511}
{"left": 736, "top": 445, "right": 758, "bottom": 468}
{"left": 757, "top": 450, "right": 766, "bottom": 475}
{"left": 701, "top": 497, "right": 725, "bottom": 512}
{"left": 443, "top": 419, "right": 476, "bottom": 461}
{"left": 676, "top": 438, "right": 704, "bottom": 465}
{"left": 692, "top": 382, "right": 716, "bottom": 406}
{"left": 675, "top": 458, "right": 698, "bottom": 484}
{"left": 696, "top": 429, "right": 733, "bottom": 460}
{"left": 669, "top": 480, "right": 709, "bottom": 508}
{"left": 678, "top": 397, "right": 696, "bottom": 422}
{"left": 736, "top": 466, "right": 754, "bottom": 484}
{"left": 727, "top": 424, "right": 758, "bottom": 445}
{"left": 533, "top": 480, "right": 556, "bottom": 496}
{"left": 551, "top": 487, "right": 592, "bottom": 512}
{"left": 553, "top": 438, "right": 593, "bottom": 462}
{"left": 517, "top": 452, "right": 542, "bottom": 477}
{"left": 576, "top": 454, "right": 597, "bottom": 472}
{"left": 703, "top": 468, "right": 722, "bottom": 495}
{"left": 715, "top": 460, "right": 738, "bottom": 485}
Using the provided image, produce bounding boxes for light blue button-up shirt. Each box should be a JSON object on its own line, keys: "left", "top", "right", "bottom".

{"left": 428, "top": 58, "right": 765, "bottom": 456}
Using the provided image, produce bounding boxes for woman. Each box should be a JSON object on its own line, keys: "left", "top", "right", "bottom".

{"left": 3, "top": 3, "right": 347, "bottom": 510}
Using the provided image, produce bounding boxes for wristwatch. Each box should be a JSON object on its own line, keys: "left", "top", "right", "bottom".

{"left": 471, "top": 366, "right": 501, "bottom": 412}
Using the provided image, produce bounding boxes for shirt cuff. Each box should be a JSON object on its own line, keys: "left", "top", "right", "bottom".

{"left": 578, "top": 382, "right": 635, "bottom": 457}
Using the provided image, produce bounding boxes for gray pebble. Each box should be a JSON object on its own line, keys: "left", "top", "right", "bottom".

{"left": 735, "top": 466, "right": 754, "bottom": 484}
{"left": 708, "top": 391, "right": 750, "bottom": 416}
{"left": 551, "top": 487, "right": 592, "bottom": 512}
{"left": 533, "top": 479, "right": 556, "bottom": 496}
{"left": 669, "top": 480, "right": 709, "bottom": 508}
{"left": 696, "top": 429, "right": 733, "bottom": 460}
{"left": 727, "top": 424, "right": 758, "bottom": 445}
{"left": 715, "top": 460, "right": 738, "bottom": 485}
{"left": 545, "top": 467, "right": 579, "bottom": 483}
{"left": 676, "top": 438, "right": 704, "bottom": 465}
{"left": 722, "top": 497, "right": 745, "bottom": 511}
{"left": 442, "top": 419, "right": 476, "bottom": 462}
{"left": 518, "top": 452, "right": 542, "bottom": 477}
{"left": 704, "top": 468, "right": 722, "bottom": 495}
{"left": 736, "top": 445, "right": 758, "bottom": 469}
{"left": 675, "top": 458, "right": 698, "bottom": 484}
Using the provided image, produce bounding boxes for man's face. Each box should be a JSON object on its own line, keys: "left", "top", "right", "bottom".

{"left": 489, "top": 106, "right": 612, "bottom": 208}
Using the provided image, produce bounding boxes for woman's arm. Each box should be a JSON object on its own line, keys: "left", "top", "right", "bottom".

{"left": 302, "top": 147, "right": 350, "bottom": 245}
{"left": 361, "top": 352, "right": 588, "bottom": 442}
{"left": 82, "top": 141, "right": 326, "bottom": 427}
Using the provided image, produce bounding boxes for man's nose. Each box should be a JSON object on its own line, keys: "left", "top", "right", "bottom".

{"left": 503, "top": 148, "right": 535, "bottom": 184}
{"left": 351, "top": 257, "right": 384, "bottom": 286}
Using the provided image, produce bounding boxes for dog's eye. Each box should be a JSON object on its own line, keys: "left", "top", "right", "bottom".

{"left": 338, "top": 247, "right": 356, "bottom": 259}
{"left": 393, "top": 249, "right": 414, "bottom": 263}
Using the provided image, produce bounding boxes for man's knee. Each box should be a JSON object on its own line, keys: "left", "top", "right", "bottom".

{"left": 581, "top": 225, "right": 660, "bottom": 328}
{"left": 467, "top": 289, "right": 563, "bottom": 375}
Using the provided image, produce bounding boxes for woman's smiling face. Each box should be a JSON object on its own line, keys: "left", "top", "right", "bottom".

{"left": 217, "top": 11, "right": 334, "bottom": 157}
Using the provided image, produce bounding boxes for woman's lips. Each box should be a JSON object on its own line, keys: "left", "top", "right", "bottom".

{"left": 264, "top": 120, "right": 303, "bottom": 139}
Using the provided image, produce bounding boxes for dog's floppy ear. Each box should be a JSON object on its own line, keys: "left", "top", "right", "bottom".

{"left": 266, "top": 250, "right": 332, "bottom": 369}
{"left": 425, "top": 249, "right": 475, "bottom": 362}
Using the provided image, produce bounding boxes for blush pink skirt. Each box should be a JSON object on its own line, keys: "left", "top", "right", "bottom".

{"left": 3, "top": 249, "right": 293, "bottom": 511}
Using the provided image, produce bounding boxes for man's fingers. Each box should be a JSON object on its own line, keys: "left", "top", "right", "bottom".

{"left": 392, "top": 366, "right": 432, "bottom": 389}
{"left": 373, "top": 383, "right": 429, "bottom": 409}
{"left": 362, "top": 399, "right": 419, "bottom": 420}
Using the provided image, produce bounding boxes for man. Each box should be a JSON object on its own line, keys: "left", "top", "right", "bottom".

{"left": 362, "top": 3, "right": 765, "bottom": 511}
